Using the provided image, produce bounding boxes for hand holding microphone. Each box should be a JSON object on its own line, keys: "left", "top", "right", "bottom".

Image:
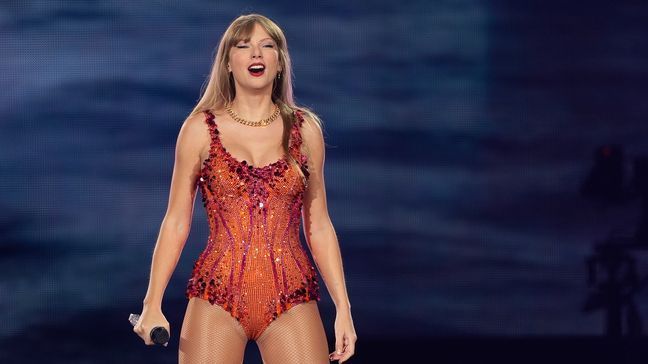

{"left": 130, "top": 310, "right": 170, "bottom": 347}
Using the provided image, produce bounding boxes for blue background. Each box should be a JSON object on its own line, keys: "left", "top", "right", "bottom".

{"left": 1, "top": 1, "right": 648, "bottom": 362}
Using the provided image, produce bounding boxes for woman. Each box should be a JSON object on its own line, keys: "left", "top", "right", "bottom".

{"left": 132, "top": 13, "right": 356, "bottom": 364}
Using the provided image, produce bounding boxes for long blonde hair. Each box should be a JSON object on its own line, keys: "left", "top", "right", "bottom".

{"left": 188, "top": 13, "right": 324, "bottom": 180}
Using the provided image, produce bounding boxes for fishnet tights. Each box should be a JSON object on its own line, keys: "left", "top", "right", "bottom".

{"left": 179, "top": 297, "right": 329, "bottom": 364}
{"left": 179, "top": 297, "right": 247, "bottom": 363}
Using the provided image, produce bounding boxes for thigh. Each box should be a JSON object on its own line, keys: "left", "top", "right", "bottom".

{"left": 179, "top": 297, "right": 248, "bottom": 364}
{"left": 256, "top": 300, "right": 329, "bottom": 364}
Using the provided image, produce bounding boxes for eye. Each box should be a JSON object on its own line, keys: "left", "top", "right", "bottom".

{"left": 264, "top": 44, "right": 274, "bottom": 48}
{"left": 236, "top": 45, "right": 248, "bottom": 48}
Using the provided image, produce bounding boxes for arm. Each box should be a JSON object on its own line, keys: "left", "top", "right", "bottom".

{"left": 300, "top": 113, "right": 357, "bottom": 363}
{"left": 142, "top": 112, "right": 208, "bottom": 309}
{"left": 300, "top": 114, "right": 351, "bottom": 311}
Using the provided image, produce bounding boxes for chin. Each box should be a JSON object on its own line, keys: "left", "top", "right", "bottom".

{"left": 243, "top": 83, "right": 272, "bottom": 91}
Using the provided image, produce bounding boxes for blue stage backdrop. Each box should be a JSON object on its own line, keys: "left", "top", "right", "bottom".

{"left": 1, "top": 1, "right": 647, "bottom": 363}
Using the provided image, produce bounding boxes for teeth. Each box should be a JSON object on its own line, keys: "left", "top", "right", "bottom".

{"left": 249, "top": 65, "right": 264, "bottom": 71}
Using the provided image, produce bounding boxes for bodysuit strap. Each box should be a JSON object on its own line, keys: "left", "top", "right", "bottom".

{"left": 291, "top": 109, "right": 309, "bottom": 170}
{"left": 203, "top": 109, "right": 218, "bottom": 158}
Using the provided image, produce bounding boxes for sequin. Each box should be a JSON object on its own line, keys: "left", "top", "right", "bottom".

{"left": 186, "top": 109, "right": 320, "bottom": 341}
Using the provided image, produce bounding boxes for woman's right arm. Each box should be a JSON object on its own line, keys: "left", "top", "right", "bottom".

{"left": 133, "top": 112, "right": 208, "bottom": 345}
{"left": 141, "top": 112, "right": 208, "bottom": 309}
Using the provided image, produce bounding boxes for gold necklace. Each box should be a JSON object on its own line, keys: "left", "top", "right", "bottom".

{"left": 225, "top": 102, "right": 280, "bottom": 127}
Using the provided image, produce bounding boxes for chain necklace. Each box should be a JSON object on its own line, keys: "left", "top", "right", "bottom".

{"left": 225, "top": 102, "right": 280, "bottom": 127}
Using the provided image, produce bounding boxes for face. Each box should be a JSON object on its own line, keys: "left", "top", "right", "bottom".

{"left": 228, "top": 23, "right": 281, "bottom": 92}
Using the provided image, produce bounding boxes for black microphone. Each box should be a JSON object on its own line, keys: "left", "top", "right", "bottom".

{"left": 129, "top": 313, "right": 170, "bottom": 346}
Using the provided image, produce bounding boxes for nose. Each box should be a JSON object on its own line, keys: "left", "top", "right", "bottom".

{"left": 252, "top": 44, "right": 262, "bottom": 58}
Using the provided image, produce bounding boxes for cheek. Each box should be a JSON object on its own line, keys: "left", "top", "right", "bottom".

{"left": 230, "top": 54, "right": 244, "bottom": 66}
{"left": 229, "top": 51, "right": 248, "bottom": 65}
{"left": 265, "top": 49, "right": 279, "bottom": 58}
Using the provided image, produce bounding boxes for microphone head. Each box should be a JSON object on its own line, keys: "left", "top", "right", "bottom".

{"left": 150, "top": 326, "right": 170, "bottom": 346}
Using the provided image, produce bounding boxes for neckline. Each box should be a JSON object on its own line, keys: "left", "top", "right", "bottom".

{"left": 218, "top": 137, "right": 288, "bottom": 170}
{"left": 210, "top": 111, "right": 291, "bottom": 170}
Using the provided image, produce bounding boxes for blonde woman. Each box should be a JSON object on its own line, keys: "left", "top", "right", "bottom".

{"left": 132, "top": 13, "right": 356, "bottom": 364}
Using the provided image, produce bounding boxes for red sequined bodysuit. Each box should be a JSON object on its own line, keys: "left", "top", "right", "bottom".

{"left": 185, "top": 109, "right": 321, "bottom": 341}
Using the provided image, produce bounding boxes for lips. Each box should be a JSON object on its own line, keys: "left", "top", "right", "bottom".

{"left": 248, "top": 62, "right": 265, "bottom": 76}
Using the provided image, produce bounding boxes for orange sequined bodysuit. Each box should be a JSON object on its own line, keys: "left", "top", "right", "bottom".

{"left": 185, "top": 109, "right": 321, "bottom": 341}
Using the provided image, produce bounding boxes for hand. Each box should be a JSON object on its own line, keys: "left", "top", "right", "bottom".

{"left": 132, "top": 305, "right": 170, "bottom": 346}
{"left": 329, "top": 309, "right": 357, "bottom": 363}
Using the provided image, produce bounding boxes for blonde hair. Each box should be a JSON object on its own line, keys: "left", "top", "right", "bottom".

{"left": 187, "top": 13, "right": 324, "bottom": 180}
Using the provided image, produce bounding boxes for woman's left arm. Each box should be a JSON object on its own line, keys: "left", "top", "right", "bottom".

{"left": 299, "top": 113, "right": 357, "bottom": 363}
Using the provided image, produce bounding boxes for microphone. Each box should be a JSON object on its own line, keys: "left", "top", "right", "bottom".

{"left": 129, "top": 313, "right": 170, "bottom": 347}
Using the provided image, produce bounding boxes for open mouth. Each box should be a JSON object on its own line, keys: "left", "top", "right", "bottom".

{"left": 248, "top": 65, "right": 265, "bottom": 76}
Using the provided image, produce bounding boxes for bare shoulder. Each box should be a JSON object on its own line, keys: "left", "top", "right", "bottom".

{"left": 294, "top": 109, "right": 325, "bottom": 167}
{"left": 295, "top": 109, "right": 323, "bottom": 144}
{"left": 183, "top": 109, "right": 205, "bottom": 125}
{"left": 177, "top": 110, "right": 211, "bottom": 162}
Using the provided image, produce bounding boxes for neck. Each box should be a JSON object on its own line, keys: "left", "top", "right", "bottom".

{"left": 230, "top": 94, "right": 275, "bottom": 120}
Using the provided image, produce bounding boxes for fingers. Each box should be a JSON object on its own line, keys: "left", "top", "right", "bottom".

{"left": 328, "top": 338, "right": 343, "bottom": 361}
{"left": 329, "top": 333, "right": 357, "bottom": 363}
{"left": 329, "top": 331, "right": 356, "bottom": 362}
{"left": 329, "top": 333, "right": 343, "bottom": 361}
{"left": 329, "top": 347, "right": 343, "bottom": 361}
{"left": 335, "top": 336, "right": 344, "bottom": 357}
{"left": 338, "top": 336, "right": 356, "bottom": 363}
{"left": 133, "top": 324, "right": 146, "bottom": 345}
{"left": 133, "top": 323, "right": 154, "bottom": 345}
